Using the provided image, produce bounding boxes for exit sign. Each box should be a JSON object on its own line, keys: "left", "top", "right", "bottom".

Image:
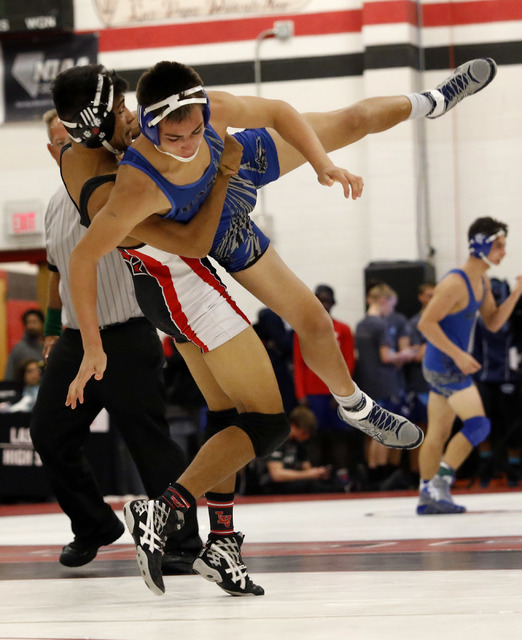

{"left": 9, "top": 211, "right": 37, "bottom": 235}
{"left": 4, "top": 200, "right": 44, "bottom": 245}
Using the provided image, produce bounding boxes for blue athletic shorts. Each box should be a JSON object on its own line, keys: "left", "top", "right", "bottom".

{"left": 374, "top": 394, "right": 409, "bottom": 418}
{"left": 422, "top": 363, "right": 474, "bottom": 398}
{"left": 210, "top": 128, "right": 280, "bottom": 273}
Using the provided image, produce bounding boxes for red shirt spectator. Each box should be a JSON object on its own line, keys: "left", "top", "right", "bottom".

{"left": 294, "top": 317, "right": 354, "bottom": 400}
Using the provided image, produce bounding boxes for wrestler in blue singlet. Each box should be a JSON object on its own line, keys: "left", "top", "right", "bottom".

{"left": 121, "top": 124, "right": 280, "bottom": 273}
{"left": 422, "top": 269, "right": 485, "bottom": 397}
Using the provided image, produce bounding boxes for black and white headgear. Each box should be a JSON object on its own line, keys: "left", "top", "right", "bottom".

{"left": 60, "top": 70, "right": 118, "bottom": 153}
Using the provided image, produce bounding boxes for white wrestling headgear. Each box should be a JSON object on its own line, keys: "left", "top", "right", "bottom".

{"left": 137, "top": 85, "right": 210, "bottom": 148}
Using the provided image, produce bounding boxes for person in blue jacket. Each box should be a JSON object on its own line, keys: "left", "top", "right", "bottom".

{"left": 473, "top": 278, "right": 522, "bottom": 486}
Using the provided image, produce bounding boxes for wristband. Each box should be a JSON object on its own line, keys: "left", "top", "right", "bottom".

{"left": 44, "top": 307, "right": 63, "bottom": 337}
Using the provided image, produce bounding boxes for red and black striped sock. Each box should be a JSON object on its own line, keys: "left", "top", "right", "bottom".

{"left": 160, "top": 482, "right": 196, "bottom": 513}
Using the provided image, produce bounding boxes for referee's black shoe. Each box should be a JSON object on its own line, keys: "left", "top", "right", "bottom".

{"left": 59, "top": 520, "right": 125, "bottom": 567}
{"left": 161, "top": 549, "right": 199, "bottom": 574}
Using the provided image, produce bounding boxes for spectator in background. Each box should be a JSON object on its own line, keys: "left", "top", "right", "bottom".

{"left": 294, "top": 285, "right": 363, "bottom": 487}
{"left": 257, "top": 406, "right": 346, "bottom": 494}
{"left": 377, "top": 280, "right": 411, "bottom": 489}
{"left": 255, "top": 308, "right": 296, "bottom": 414}
{"left": 4, "top": 309, "right": 44, "bottom": 381}
{"left": 355, "top": 284, "right": 417, "bottom": 489}
{"left": 364, "top": 279, "right": 409, "bottom": 352}
{"left": 472, "top": 278, "right": 522, "bottom": 487}
{"left": 0, "top": 358, "right": 42, "bottom": 413}
{"left": 365, "top": 277, "right": 410, "bottom": 391}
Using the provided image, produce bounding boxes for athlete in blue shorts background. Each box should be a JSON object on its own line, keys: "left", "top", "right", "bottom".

{"left": 416, "top": 217, "right": 522, "bottom": 514}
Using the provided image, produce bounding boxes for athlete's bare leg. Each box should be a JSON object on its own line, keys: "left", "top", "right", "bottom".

{"left": 273, "top": 58, "right": 496, "bottom": 174}
{"left": 200, "top": 326, "right": 283, "bottom": 415}
{"left": 233, "top": 246, "right": 355, "bottom": 396}
{"left": 271, "top": 96, "right": 412, "bottom": 176}
{"left": 176, "top": 341, "right": 235, "bottom": 412}
{"left": 444, "top": 385, "right": 486, "bottom": 470}
{"left": 175, "top": 327, "right": 284, "bottom": 497}
{"left": 418, "top": 392, "right": 456, "bottom": 480}
{"left": 173, "top": 333, "right": 278, "bottom": 596}
{"left": 175, "top": 426, "right": 254, "bottom": 499}
{"left": 175, "top": 341, "right": 236, "bottom": 493}
{"left": 419, "top": 385, "right": 485, "bottom": 480}
{"left": 233, "top": 97, "right": 413, "bottom": 397}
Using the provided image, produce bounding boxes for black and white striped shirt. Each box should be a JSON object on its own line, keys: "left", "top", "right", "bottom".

{"left": 44, "top": 185, "right": 143, "bottom": 329}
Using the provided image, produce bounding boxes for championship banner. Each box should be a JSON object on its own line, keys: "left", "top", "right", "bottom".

{"left": 92, "top": 0, "right": 310, "bottom": 27}
{"left": 1, "top": 32, "right": 97, "bottom": 123}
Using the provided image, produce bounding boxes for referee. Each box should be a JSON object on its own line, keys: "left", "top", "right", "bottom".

{"left": 30, "top": 110, "right": 201, "bottom": 571}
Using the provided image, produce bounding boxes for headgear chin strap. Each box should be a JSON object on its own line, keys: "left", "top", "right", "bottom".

{"left": 138, "top": 85, "right": 210, "bottom": 146}
{"left": 61, "top": 72, "right": 118, "bottom": 153}
{"left": 468, "top": 230, "right": 505, "bottom": 266}
{"left": 154, "top": 140, "right": 202, "bottom": 163}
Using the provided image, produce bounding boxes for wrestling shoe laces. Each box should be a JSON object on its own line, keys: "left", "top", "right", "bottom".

{"left": 338, "top": 393, "right": 423, "bottom": 450}
{"left": 124, "top": 498, "right": 184, "bottom": 596}
{"left": 207, "top": 538, "right": 248, "bottom": 589}
{"left": 141, "top": 500, "right": 170, "bottom": 552}
{"left": 193, "top": 532, "right": 264, "bottom": 596}
{"left": 362, "top": 404, "right": 400, "bottom": 436}
{"left": 424, "top": 58, "right": 497, "bottom": 119}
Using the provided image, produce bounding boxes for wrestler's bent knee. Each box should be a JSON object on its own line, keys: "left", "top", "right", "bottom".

{"left": 461, "top": 416, "right": 491, "bottom": 447}
{"left": 202, "top": 408, "right": 240, "bottom": 443}
{"left": 235, "top": 412, "right": 290, "bottom": 457}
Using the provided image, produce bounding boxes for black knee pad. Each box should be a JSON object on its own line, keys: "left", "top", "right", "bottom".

{"left": 202, "top": 408, "right": 240, "bottom": 444}
{"left": 235, "top": 412, "right": 290, "bottom": 458}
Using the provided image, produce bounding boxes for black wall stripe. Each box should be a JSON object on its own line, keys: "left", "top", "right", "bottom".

{"left": 118, "top": 41, "right": 522, "bottom": 91}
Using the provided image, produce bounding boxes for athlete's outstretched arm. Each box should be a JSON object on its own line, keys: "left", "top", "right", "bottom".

{"left": 208, "top": 91, "right": 363, "bottom": 199}
{"left": 66, "top": 202, "right": 143, "bottom": 408}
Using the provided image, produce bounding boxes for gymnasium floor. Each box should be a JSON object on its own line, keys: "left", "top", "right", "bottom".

{"left": 0, "top": 489, "right": 521, "bottom": 640}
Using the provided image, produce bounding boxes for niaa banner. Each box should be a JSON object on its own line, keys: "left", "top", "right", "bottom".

{"left": 1, "top": 32, "right": 98, "bottom": 123}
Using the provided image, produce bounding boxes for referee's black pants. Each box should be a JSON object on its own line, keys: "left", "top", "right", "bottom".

{"left": 30, "top": 319, "right": 201, "bottom": 552}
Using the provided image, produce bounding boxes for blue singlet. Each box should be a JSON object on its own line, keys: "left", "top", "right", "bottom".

{"left": 423, "top": 269, "right": 485, "bottom": 397}
{"left": 120, "top": 124, "right": 280, "bottom": 272}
